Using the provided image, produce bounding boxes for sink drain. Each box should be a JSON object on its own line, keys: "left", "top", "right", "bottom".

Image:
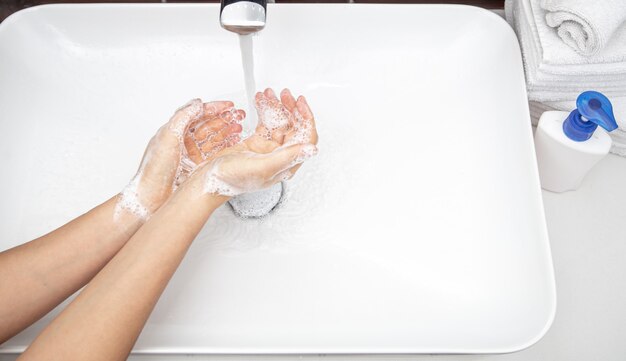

{"left": 227, "top": 182, "right": 285, "bottom": 219}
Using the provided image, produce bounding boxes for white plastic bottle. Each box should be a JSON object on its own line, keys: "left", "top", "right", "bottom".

{"left": 534, "top": 91, "right": 618, "bottom": 193}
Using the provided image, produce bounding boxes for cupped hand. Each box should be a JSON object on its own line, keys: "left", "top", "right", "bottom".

{"left": 185, "top": 88, "right": 319, "bottom": 198}
{"left": 116, "top": 99, "right": 243, "bottom": 219}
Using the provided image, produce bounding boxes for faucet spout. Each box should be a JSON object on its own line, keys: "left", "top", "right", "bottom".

{"left": 220, "top": 0, "right": 267, "bottom": 35}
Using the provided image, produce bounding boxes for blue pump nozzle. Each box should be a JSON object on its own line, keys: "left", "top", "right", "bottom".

{"left": 563, "top": 91, "right": 618, "bottom": 142}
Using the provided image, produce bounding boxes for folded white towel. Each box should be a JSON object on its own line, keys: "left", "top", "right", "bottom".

{"left": 542, "top": 0, "right": 626, "bottom": 56}
{"left": 506, "top": 0, "right": 626, "bottom": 101}
{"left": 511, "top": 0, "right": 626, "bottom": 68}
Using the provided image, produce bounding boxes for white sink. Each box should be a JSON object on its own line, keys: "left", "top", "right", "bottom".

{"left": 0, "top": 4, "right": 555, "bottom": 354}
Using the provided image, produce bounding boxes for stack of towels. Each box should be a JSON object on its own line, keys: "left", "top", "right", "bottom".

{"left": 505, "top": 0, "right": 626, "bottom": 155}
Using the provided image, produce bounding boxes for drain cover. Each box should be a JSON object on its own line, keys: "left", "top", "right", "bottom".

{"left": 228, "top": 182, "right": 284, "bottom": 218}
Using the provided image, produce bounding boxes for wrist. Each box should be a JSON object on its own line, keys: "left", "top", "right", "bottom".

{"left": 117, "top": 178, "right": 171, "bottom": 221}
{"left": 108, "top": 195, "right": 147, "bottom": 238}
{"left": 168, "top": 179, "right": 230, "bottom": 216}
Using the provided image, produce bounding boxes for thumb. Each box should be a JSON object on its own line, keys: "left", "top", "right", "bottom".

{"left": 168, "top": 98, "right": 203, "bottom": 138}
{"left": 258, "top": 143, "right": 318, "bottom": 178}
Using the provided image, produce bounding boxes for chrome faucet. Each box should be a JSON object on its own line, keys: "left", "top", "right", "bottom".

{"left": 220, "top": 0, "right": 267, "bottom": 35}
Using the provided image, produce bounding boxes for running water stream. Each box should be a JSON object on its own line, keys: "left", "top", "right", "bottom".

{"left": 231, "top": 33, "right": 284, "bottom": 218}
{"left": 238, "top": 34, "right": 258, "bottom": 136}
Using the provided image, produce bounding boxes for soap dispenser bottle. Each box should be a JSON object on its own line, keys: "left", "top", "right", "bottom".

{"left": 534, "top": 91, "right": 619, "bottom": 193}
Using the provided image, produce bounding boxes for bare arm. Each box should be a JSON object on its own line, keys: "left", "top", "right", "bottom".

{"left": 0, "top": 197, "right": 141, "bottom": 343}
{"left": 18, "top": 186, "right": 228, "bottom": 361}
{"left": 0, "top": 100, "right": 242, "bottom": 343}
{"left": 17, "top": 88, "right": 318, "bottom": 361}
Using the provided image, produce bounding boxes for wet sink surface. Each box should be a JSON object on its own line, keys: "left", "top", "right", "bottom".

{"left": 0, "top": 4, "right": 555, "bottom": 354}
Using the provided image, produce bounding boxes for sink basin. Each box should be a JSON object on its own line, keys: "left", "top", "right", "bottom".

{"left": 0, "top": 4, "right": 555, "bottom": 354}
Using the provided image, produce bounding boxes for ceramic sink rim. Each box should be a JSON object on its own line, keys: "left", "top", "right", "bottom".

{"left": 0, "top": 3, "right": 556, "bottom": 355}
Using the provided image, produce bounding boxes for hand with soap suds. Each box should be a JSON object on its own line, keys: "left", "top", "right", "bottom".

{"left": 117, "top": 99, "right": 244, "bottom": 219}
{"left": 183, "top": 105, "right": 245, "bottom": 164}
{"left": 182, "top": 88, "right": 318, "bottom": 197}
{"left": 0, "top": 90, "right": 318, "bottom": 358}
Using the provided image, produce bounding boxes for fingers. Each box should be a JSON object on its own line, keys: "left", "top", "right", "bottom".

{"left": 217, "top": 108, "right": 243, "bottom": 123}
{"left": 184, "top": 105, "right": 244, "bottom": 162}
{"left": 253, "top": 91, "right": 271, "bottom": 134}
{"left": 168, "top": 99, "right": 204, "bottom": 138}
{"left": 253, "top": 89, "right": 318, "bottom": 150}
{"left": 280, "top": 93, "right": 318, "bottom": 147}
{"left": 282, "top": 135, "right": 318, "bottom": 178}
{"left": 280, "top": 89, "right": 297, "bottom": 113}
{"left": 192, "top": 109, "right": 245, "bottom": 140}
{"left": 203, "top": 101, "right": 234, "bottom": 117}
{"left": 225, "top": 133, "right": 241, "bottom": 147}
{"left": 254, "top": 90, "right": 290, "bottom": 143}
{"left": 254, "top": 91, "right": 265, "bottom": 107}
{"left": 258, "top": 143, "right": 318, "bottom": 179}
{"left": 200, "top": 123, "right": 243, "bottom": 154}
{"left": 192, "top": 117, "right": 227, "bottom": 140}
{"left": 216, "top": 123, "right": 243, "bottom": 143}
{"left": 169, "top": 99, "right": 237, "bottom": 142}
{"left": 180, "top": 99, "right": 236, "bottom": 127}
{"left": 186, "top": 100, "right": 235, "bottom": 133}
{"left": 297, "top": 96, "right": 318, "bottom": 144}
{"left": 184, "top": 134, "right": 204, "bottom": 164}
{"left": 264, "top": 88, "right": 279, "bottom": 102}
{"left": 296, "top": 96, "right": 314, "bottom": 123}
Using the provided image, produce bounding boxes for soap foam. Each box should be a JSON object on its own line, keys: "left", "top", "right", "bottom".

{"left": 202, "top": 154, "right": 266, "bottom": 197}
{"left": 173, "top": 153, "right": 198, "bottom": 190}
{"left": 203, "top": 145, "right": 318, "bottom": 198}
{"left": 115, "top": 175, "right": 150, "bottom": 221}
{"left": 174, "top": 101, "right": 245, "bottom": 190}
{"left": 291, "top": 143, "right": 318, "bottom": 167}
{"left": 169, "top": 98, "right": 203, "bottom": 140}
{"left": 256, "top": 97, "right": 292, "bottom": 139}
{"left": 115, "top": 145, "right": 155, "bottom": 221}
{"left": 203, "top": 166, "right": 245, "bottom": 197}
{"left": 116, "top": 98, "right": 204, "bottom": 218}
{"left": 170, "top": 99, "right": 206, "bottom": 189}
{"left": 284, "top": 109, "right": 313, "bottom": 146}
{"left": 189, "top": 108, "right": 243, "bottom": 161}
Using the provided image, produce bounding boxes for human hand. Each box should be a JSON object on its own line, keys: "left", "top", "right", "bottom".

{"left": 183, "top": 88, "right": 319, "bottom": 198}
{"left": 115, "top": 99, "right": 243, "bottom": 220}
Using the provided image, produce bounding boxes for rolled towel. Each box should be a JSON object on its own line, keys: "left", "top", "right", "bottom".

{"left": 505, "top": 0, "right": 626, "bottom": 101}
{"left": 541, "top": 0, "right": 626, "bottom": 56}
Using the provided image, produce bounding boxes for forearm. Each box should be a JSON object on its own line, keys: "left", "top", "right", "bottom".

{"left": 0, "top": 196, "right": 143, "bottom": 343}
{"left": 18, "top": 189, "right": 227, "bottom": 361}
